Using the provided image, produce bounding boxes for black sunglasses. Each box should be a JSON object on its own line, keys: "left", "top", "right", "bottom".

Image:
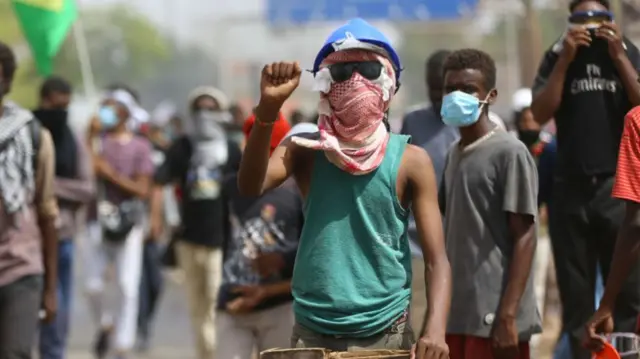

{"left": 309, "top": 61, "right": 402, "bottom": 93}
{"left": 326, "top": 61, "right": 384, "bottom": 82}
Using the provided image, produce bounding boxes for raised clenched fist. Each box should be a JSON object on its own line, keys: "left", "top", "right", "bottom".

{"left": 259, "top": 61, "right": 302, "bottom": 109}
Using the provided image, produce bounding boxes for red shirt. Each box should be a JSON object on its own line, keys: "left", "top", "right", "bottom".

{"left": 612, "top": 106, "right": 640, "bottom": 203}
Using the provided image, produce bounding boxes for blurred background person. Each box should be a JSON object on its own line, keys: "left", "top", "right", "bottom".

{"left": 150, "top": 86, "right": 241, "bottom": 359}
{"left": 34, "top": 76, "right": 95, "bottom": 359}
{"left": 228, "top": 103, "right": 247, "bottom": 145}
{"left": 216, "top": 114, "right": 297, "bottom": 359}
{"left": 135, "top": 101, "right": 179, "bottom": 352}
{"left": 85, "top": 89, "right": 153, "bottom": 359}
{"left": 0, "top": 41, "right": 59, "bottom": 359}
{"left": 288, "top": 108, "right": 306, "bottom": 126}
{"left": 106, "top": 83, "right": 150, "bottom": 135}
{"left": 531, "top": 1, "right": 640, "bottom": 357}
{"left": 400, "top": 49, "right": 457, "bottom": 336}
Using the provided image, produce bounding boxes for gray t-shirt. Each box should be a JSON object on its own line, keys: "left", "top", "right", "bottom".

{"left": 440, "top": 129, "right": 542, "bottom": 339}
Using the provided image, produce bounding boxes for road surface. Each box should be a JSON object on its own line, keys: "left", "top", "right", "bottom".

{"left": 64, "top": 243, "right": 562, "bottom": 359}
{"left": 67, "top": 267, "right": 196, "bottom": 359}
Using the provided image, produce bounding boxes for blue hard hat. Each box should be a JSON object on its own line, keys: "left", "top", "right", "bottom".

{"left": 312, "top": 18, "right": 402, "bottom": 81}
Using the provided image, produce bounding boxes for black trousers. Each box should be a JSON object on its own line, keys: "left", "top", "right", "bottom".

{"left": 0, "top": 275, "right": 42, "bottom": 359}
{"left": 549, "top": 176, "right": 640, "bottom": 359}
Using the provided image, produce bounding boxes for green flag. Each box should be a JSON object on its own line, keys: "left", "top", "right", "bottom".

{"left": 12, "top": 0, "right": 77, "bottom": 75}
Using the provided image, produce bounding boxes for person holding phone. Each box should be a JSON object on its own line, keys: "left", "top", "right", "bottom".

{"left": 530, "top": 1, "right": 640, "bottom": 358}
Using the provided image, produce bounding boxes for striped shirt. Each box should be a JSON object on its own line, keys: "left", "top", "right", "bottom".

{"left": 612, "top": 106, "right": 640, "bottom": 203}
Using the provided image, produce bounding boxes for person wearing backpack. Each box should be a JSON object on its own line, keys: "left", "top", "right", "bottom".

{"left": 0, "top": 41, "right": 59, "bottom": 358}
{"left": 150, "top": 86, "right": 241, "bottom": 359}
{"left": 84, "top": 89, "right": 154, "bottom": 359}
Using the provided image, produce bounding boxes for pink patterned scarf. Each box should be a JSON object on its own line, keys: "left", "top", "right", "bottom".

{"left": 292, "top": 49, "right": 396, "bottom": 175}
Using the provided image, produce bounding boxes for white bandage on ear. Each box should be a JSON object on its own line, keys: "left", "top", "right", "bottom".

{"left": 371, "top": 64, "right": 394, "bottom": 101}
{"left": 312, "top": 67, "right": 333, "bottom": 93}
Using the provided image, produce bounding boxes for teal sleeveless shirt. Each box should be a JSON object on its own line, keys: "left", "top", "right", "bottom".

{"left": 292, "top": 133, "right": 412, "bottom": 337}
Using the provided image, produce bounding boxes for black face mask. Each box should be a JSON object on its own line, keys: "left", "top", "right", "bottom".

{"left": 0, "top": 79, "right": 6, "bottom": 99}
{"left": 33, "top": 108, "right": 68, "bottom": 138}
{"left": 518, "top": 130, "right": 541, "bottom": 148}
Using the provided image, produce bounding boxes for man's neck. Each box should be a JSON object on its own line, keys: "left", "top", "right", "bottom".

{"left": 459, "top": 115, "right": 494, "bottom": 147}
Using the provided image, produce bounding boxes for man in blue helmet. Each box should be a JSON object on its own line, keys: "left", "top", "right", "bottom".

{"left": 238, "top": 19, "right": 451, "bottom": 358}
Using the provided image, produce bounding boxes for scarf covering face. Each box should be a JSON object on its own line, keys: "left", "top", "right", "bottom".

{"left": 292, "top": 49, "right": 396, "bottom": 175}
{"left": 0, "top": 102, "right": 36, "bottom": 215}
{"left": 33, "top": 109, "right": 78, "bottom": 178}
{"left": 188, "top": 86, "right": 233, "bottom": 169}
{"left": 192, "top": 110, "right": 229, "bottom": 169}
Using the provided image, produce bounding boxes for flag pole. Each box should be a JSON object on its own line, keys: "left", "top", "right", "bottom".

{"left": 72, "top": 15, "right": 96, "bottom": 98}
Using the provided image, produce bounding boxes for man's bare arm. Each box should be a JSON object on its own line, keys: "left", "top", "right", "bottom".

{"left": 99, "top": 165, "right": 151, "bottom": 200}
{"left": 599, "top": 201, "right": 640, "bottom": 310}
{"left": 499, "top": 213, "right": 536, "bottom": 319}
{"left": 34, "top": 130, "right": 59, "bottom": 322}
{"left": 407, "top": 145, "right": 451, "bottom": 338}
{"left": 530, "top": 56, "right": 571, "bottom": 126}
{"left": 237, "top": 105, "right": 295, "bottom": 196}
{"left": 612, "top": 55, "right": 640, "bottom": 106}
{"left": 238, "top": 61, "right": 302, "bottom": 196}
{"left": 531, "top": 28, "right": 590, "bottom": 125}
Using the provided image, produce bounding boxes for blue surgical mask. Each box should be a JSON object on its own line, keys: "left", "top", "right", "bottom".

{"left": 440, "top": 91, "right": 490, "bottom": 127}
{"left": 98, "top": 106, "right": 118, "bottom": 129}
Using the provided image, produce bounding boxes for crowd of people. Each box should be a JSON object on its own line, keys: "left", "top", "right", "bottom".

{"left": 0, "top": 0, "right": 639, "bottom": 359}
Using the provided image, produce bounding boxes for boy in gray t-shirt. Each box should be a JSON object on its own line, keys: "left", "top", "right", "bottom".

{"left": 439, "top": 49, "right": 541, "bottom": 359}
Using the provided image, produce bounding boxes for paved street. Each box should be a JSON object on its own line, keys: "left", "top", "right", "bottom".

{"left": 64, "top": 242, "right": 563, "bottom": 359}
{"left": 67, "top": 266, "right": 196, "bottom": 359}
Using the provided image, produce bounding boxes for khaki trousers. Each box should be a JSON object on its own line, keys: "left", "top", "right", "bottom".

{"left": 176, "top": 241, "right": 223, "bottom": 359}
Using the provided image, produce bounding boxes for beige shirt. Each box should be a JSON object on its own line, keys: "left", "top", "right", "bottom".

{"left": 0, "top": 127, "right": 58, "bottom": 286}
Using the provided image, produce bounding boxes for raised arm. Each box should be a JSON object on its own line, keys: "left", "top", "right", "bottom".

{"left": 596, "top": 24, "right": 640, "bottom": 106}
{"left": 531, "top": 28, "right": 590, "bottom": 125}
{"left": 238, "top": 61, "right": 301, "bottom": 196}
{"left": 406, "top": 145, "right": 451, "bottom": 359}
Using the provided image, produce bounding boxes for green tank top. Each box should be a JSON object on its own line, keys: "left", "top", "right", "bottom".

{"left": 292, "top": 133, "right": 412, "bottom": 337}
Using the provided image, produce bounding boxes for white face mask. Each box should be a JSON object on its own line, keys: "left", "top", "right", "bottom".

{"left": 193, "top": 110, "right": 229, "bottom": 140}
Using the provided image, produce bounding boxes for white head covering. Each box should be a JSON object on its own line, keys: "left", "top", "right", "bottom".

{"left": 150, "top": 101, "right": 177, "bottom": 128}
{"left": 512, "top": 88, "right": 532, "bottom": 113}
{"left": 187, "top": 86, "right": 230, "bottom": 111}
{"left": 103, "top": 89, "right": 149, "bottom": 130}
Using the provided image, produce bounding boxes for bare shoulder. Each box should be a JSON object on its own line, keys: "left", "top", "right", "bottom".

{"left": 402, "top": 144, "right": 434, "bottom": 174}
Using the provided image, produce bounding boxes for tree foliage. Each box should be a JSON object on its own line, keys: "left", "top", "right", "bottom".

{"left": 53, "top": 4, "right": 170, "bottom": 91}
{"left": 1, "top": 3, "right": 170, "bottom": 107}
